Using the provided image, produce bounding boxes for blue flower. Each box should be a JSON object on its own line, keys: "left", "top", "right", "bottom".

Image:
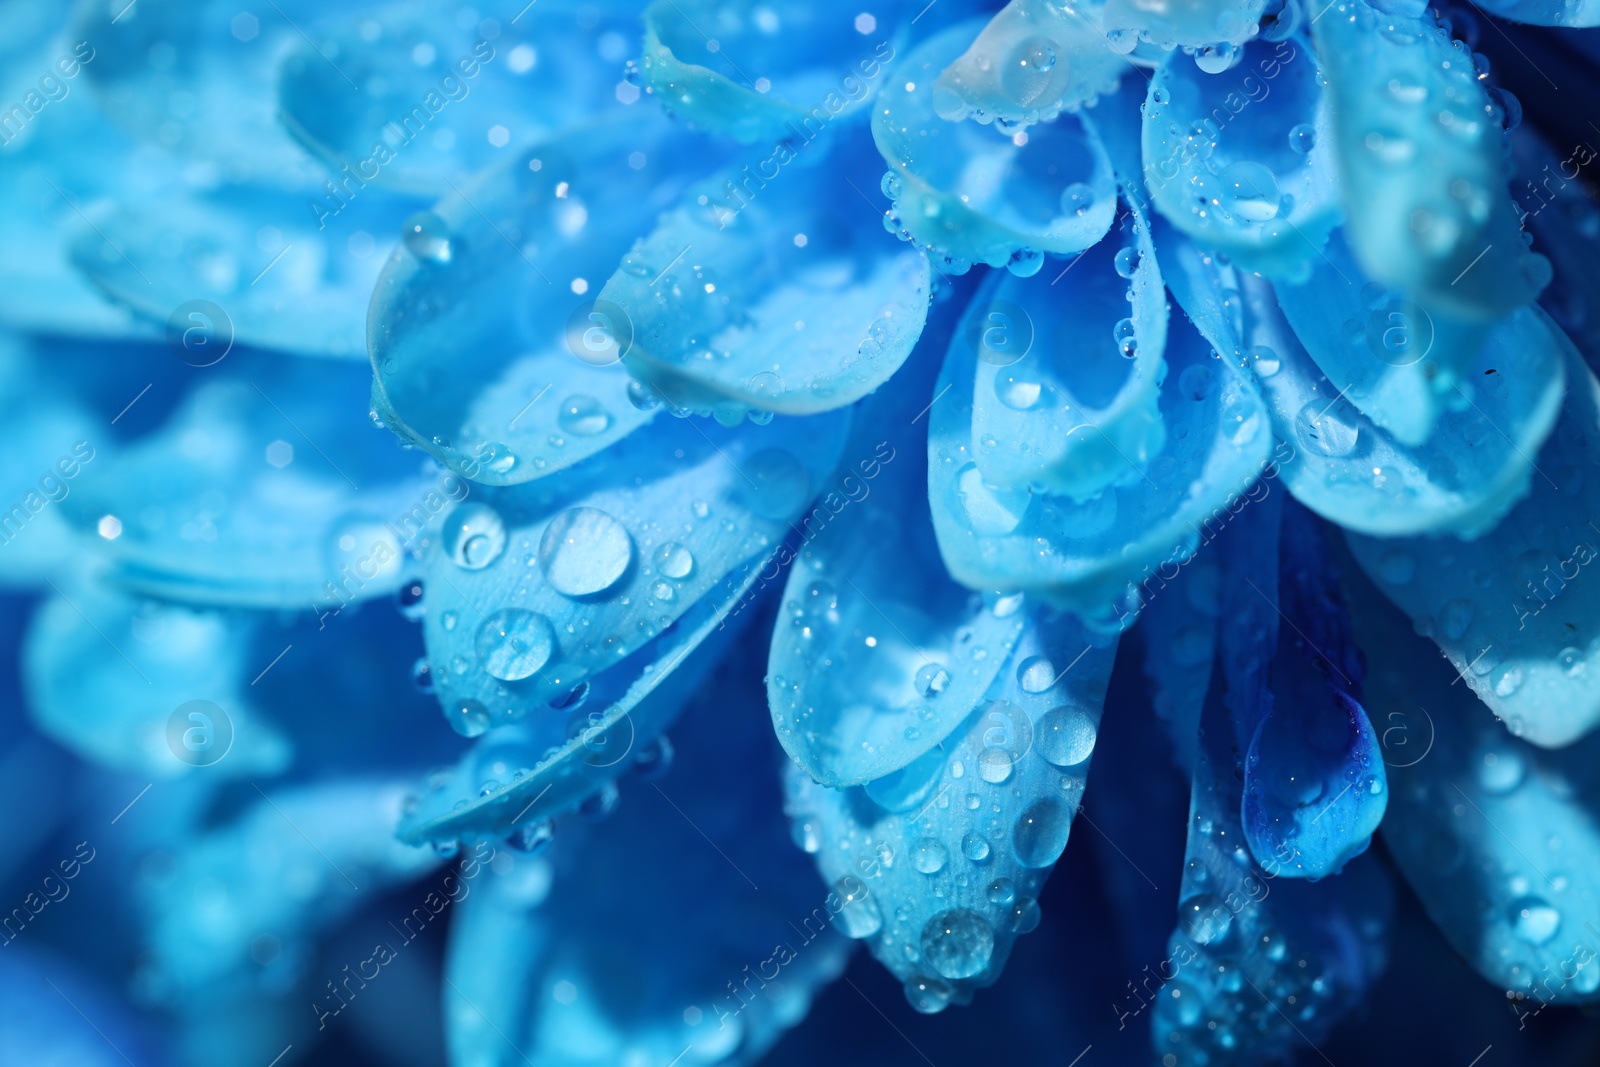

{"left": 3, "top": 1, "right": 1600, "bottom": 1065}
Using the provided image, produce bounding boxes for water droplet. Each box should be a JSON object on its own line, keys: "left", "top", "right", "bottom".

{"left": 654, "top": 541, "right": 694, "bottom": 579}
{"left": 626, "top": 379, "right": 661, "bottom": 411}
{"left": 538, "top": 507, "right": 633, "bottom": 597}
{"left": 578, "top": 779, "right": 620, "bottom": 820}
{"left": 904, "top": 976, "right": 953, "bottom": 1014}
{"left": 475, "top": 609, "right": 556, "bottom": 681}
{"left": 632, "top": 735, "right": 674, "bottom": 780}
{"left": 445, "top": 504, "right": 508, "bottom": 570}
{"left": 978, "top": 747, "right": 1013, "bottom": 784}
{"left": 1438, "top": 599, "right": 1474, "bottom": 641}
{"left": 1510, "top": 896, "right": 1560, "bottom": 944}
{"left": 1014, "top": 796, "right": 1071, "bottom": 867}
{"left": 1017, "top": 655, "right": 1055, "bottom": 693}
{"left": 402, "top": 211, "right": 453, "bottom": 263}
{"left": 450, "top": 698, "right": 491, "bottom": 737}
{"left": 557, "top": 394, "right": 611, "bottom": 436}
{"left": 920, "top": 908, "right": 994, "bottom": 980}
{"left": 986, "top": 878, "right": 1015, "bottom": 905}
{"left": 1295, "top": 399, "right": 1360, "bottom": 457}
{"left": 397, "top": 578, "right": 426, "bottom": 620}
{"left": 1477, "top": 748, "right": 1525, "bottom": 795}
{"left": 507, "top": 819, "right": 555, "bottom": 853}
{"left": 1037, "top": 707, "right": 1097, "bottom": 766}
{"left": 1288, "top": 123, "right": 1317, "bottom": 154}
{"left": 915, "top": 663, "right": 951, "bottom": 698}
{"left": 1251, "top": 344, "right": 1281, "bottom": 377}
{"left": 1179, "top": 892, "right": 1232, "bottom": 945}
{"left": 834, "top": 878, "right": 884, "bottom": 938}
{"left": 1558, "top": 647, "right": 1585, "bottom": 676}
{"left": 411, "top": 657, "right": 434, "bottom": 693}
{"left": 994, "top": 372, "right": 1042, "bottom": 410}
{"left": 1060, "top": 182, "right": 1095, "bottom": 218}
{"left": 1219, "top": 161, "right": 1282, "bottom": 223}
{"left": 1113, "top": 317, "right": 1138, "bottom": 359}
{"left": 956, "top": 464, "right": 1031, "bottom": 536}
{"left": 1195, "top": 41, "right": 1238, "bottom": 74}
{"left": 479, "top": 441, "right": 517, "bottom": 474}
{"left": 961, "top": 832, "right": 992, "bottom": 863}
{"left": 911, "top": 837, "right": 948, "bottom": 874}
{"left": 1114, "top": 246, "right": 1140, "bottom": 279}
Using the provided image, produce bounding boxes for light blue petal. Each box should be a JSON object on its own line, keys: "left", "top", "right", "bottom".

{"left": 1102, "top": 0, "right": 1268, "bottom": 50}
{"left": 1143, "top": 36, "right": 1341, "bottom": 278}
{"left": 1345, "top": 334, "right": 1600, "bottom": 749}
{"left": 929, "top": 258, "right": 1270, "bottom": 629}
{"left": 1461, "top": 0, "right": 1600, "bottom": 30}
{"left": 1159, "top": 218, "right": 1567, "bottom": 537}
{"left": 767, "top": 391, "right": 1025, "bottom": 787}
{"left": 786, "top": 607, "right": 1118, "bottom": 1011}
{"left": 967, "top": 203, "right": 1167, "bottom": 499}
{"left": 1313, "top": 0, "right": 1549, "bottom": 319}
{"left": 368, "top": 114, "right": 724, "bottom": 485}
{"left": 139, "top": 780, "right": 440, "bottom": 1002}
{"left": 640, "top": 0, "right": 910, "bottom": 145}
{"left": 60, "top": 360, "right": 428, "bottom": 608}
{"left": 1155, "top": 501, "right": 1391, "bottom": 1060}
{"left": 70, "top": 183, "right": 400, "bottom": 359}
{"left": 72, "top": 0, "right": 333, "bottom": 181}
{"left": 277, "top": 3, "right": 624, "bottom": 196}
{"left": 1351, "top": 558, "right": 1600, "bottom": 1005}
{"left": 874, "top": 20, "right": 1118, "bottom": 273}
{"left": 932, "top": 0, "right": 1130, "bottom": 127}
{"left": 601, "top": 131, "right": 931, "bottom": 420}
{"left": 419, "top": 405, "right": 849, "bottom": 732}
{"left": 397, "top": 572, "right": 746, "bottom": 844}
{"left": 24, "top": 582, "right": 292, "bottom": 778}
{"left": 1237, "top": 500, "right": 1386, "bottom": 879}
{"left": 444, "top": 654, "right": 852, "bottom": 1067}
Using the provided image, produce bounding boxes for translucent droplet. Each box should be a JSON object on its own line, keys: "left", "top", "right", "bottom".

{"left": 1510, "top": 896, "right": 1560, "bottom": 945}
{"left": 834, "top": 878, "right": 884, "bottom": 939}
{"left": 1179, "top": 892, "right": 1232, "bottom": 945}
{"left": 1017, "top": 655, "right": 1055, "bottom": 693}
{"left": 1114, "top": 246, "right": 1139, "bottom": 279}
{"left": 978, "top": 747, "right": 1013, "bottom": 784}
{"left": 557, "top": 394, "right": 611, "bottom": 436}
{"left": 915, "top": 663, "right": 951, "bottom": 698}
{"left": 994, "top": 372, "right": 1042, "bottom": 410}
{"left": 445, "top": 504, "right": 508, "bottom": 570}
{"left": 626, "top": 379, "right": 661, "bottom": 411}
{"left": 912, "top": 837, "right": 948, "bottom": 874}
{"left": 402, "top": 211, "right": 453, "bottom": 263}
{"left": 538, "top": 507, "right": 633, "bottom": 597}
{"left": 904, "top": 976, "right": 953, "bottom": 1014}
{"left": 1219, "top": 161, "right": 1282, "bottom": 223}
{"left": 475, "top": 609, "right": 556, "bottom": 681}
{"left": 1060, "top": 182, "right": 1094, "bottom": 218}
{"left": 1014, "top": 796, "right": 1071, "bottom": 867}
{"left": 986, "top": 878, "right": 1015, "bottom": 905}
{"left": 506, "top": 819, "right": 555, "bottom": 853}
{"left": 397, "top": 578, "right": 426, "bottom": 620}
{"left": 1036, "top": 707, "right": 1097, "bottom": 766}
{"left": 654, "top": 541, "right": 694, "bottom": 579}
{"left": 920, "top": 908, "right": 994, "bottom": 980}
{"left": 961, "top": 832, "right": 991, "bottom": 863}
{"left": 1476, "top": 749, "right": 1524, "bottom": 795}
{"left": 450, "top": 698, "right": 491, "bottom": 737}
{"left": 1288, "top": 123, "right": 1316, "bottom": 154}
{"left": 411, "top": 657, "right": 434, "bottom": 693}
{"left": 1296, "top": 400, "right": 1360, "bottom": 457}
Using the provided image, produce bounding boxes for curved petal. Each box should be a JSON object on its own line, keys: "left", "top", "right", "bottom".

{"left": 1352, "top": 558, "right": 1600, "bottom": 1006}
{"left": 932, "top": 0, "right": 1129, "bottom": 128}
{"left": 397, "top": 569, "right": 747, "bottom": 845}
{"left": 874, "top": 20, "right": 1118, "bottom": 273}
{"left": 1102, "top": 0, "right": 1268, "bottom": 50}
{"left": 1158, "top": 218, "right": 1567, "bottom": 537}
{"left": 785, "top": 607, "right": 1118, "bottom": 1011}
{"left": 138, "top": 780, "right": 439, "bottom": 1002}
{"left": 418, "top": 405, "right": 849, "bottom": 733}
{"left": 767, "top": 389, "right": 1025, "bottom": 787}
{"left": 1345, "top": 335, "right": 1600, "bottom": 749}
{"left": 640, "top": 0, "right": 913, "bottom": 145}
{"left": 1143, "top": 36, "right": 1341, "bottom": 277}
{"left": 967, "top": 203, "right": 1167, "bottom": 498}
{"left": 368, "top": 114, "right": 726, "bottom": 485}
{"left": 929, "top": 263, "right": 1270, "bottom": 630}
{"left": 1313, "top": 0, "right": 1549, "bottom": 319}
{"left": 443, "top": 652, "right": 851, "bottom": 1067}
{"left": 277, "top": 2, "right": 623, "bottom": 196}
{"left": 602, "top": 130, "right": 930, "bottom": 420}
{"left": 59, "top": 361, "right": 426, "bottom": 608}
{"left": 24, "top": 583, "right": 291, "bottom": 779}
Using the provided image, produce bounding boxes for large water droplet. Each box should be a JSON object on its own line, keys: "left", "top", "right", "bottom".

{"left": 1036, "top": 706, "right": 1097, "bottom": 766}
{"left": 1000, "top": 35, "right": 1058, "bottom": 107}
{"left": 1295, "top": 399, "right": 1360, "bottom": 457}
{"left": 833, "top": 877, "right": 884, "bottom": 938}
{"left": 1017, "top": 655, "right": 1056, "bottom": 693}
{"left": 1476, "top": 748, "right": 1525, "bottom": 795}
{"left": 1288, "top": 123, "right": 1316, "bottom": 154}
{"left": 654, "top": 541, "right": 694, "bottom": 579}
{"left": 1219, "top": 161, "right": 1283, "bottom": 223}
{"left": 403, "top": 211, "right": 453, "bottom": 263}
{"left": 557, "top": 394, "right": 612, "bottom": 436}
{"left": 911, "top": 836, "right": 948, "bottom": 874}
{"left": 1014, "top": 796, "right": 1071, "bottom": 867}
{"left": 538, "top": 507, "right": 633, "bottom": 597}
{"left": 475, "top": 609, "right": 556, "bottom": 681}
{"left": 1179, "top": 892, "right": 1232, "bottom": 945}
{"left": 920, "top": 908, "right": 995, "bottom": 980}
{"left": 1510, "top": 896, "right": 1560, "bottom": 945}
{"left": 450, "top": 698, "right": 491, "bottom": 737}
{"left": 445, "top": 504, "right": 508, "bottom": 570}
{"left": 915, "top": 662, "right": 952, "bottom": 698}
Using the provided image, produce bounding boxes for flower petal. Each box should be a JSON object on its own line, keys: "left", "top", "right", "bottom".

{"left": 874, "top": 20, "right": 1118, "bottom": 273}
{"left": 785, "top": 607, "right": 1117, "bottom": 1011}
